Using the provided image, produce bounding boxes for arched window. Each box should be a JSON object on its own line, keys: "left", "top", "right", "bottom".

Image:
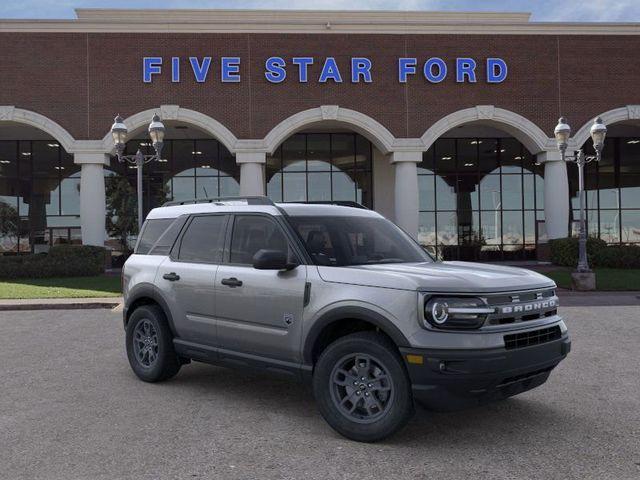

{"left": 418, "top": 137, "right": 544, "bottom": 261}
{"left": 266, "top": 133, "right": 373, "bottom": 207}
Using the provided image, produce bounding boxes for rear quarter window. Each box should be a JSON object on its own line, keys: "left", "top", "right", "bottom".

{"left": 135, "top": 218, "right": 176, "bottom": 255}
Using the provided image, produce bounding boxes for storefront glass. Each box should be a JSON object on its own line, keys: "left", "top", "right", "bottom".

{"left": 266, "top": 133, "right": 373, "bottom": 207}
{"left": 418, "top": 138, "right": 544, "bottom": 261}
{"left": 570, "top": 137, "right": 640, "bottom": 244}
{"left": 107, "top": 138, "right": 239, "bottom": 252}
{"left": 0, "top": 140, "right": 80, "bottom": 254}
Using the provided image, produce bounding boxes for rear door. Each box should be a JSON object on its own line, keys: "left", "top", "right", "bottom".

{"left": 214, "top": 214, "right": 307, "bottom": 363}
{"left": 156, "top": 214, "right": 229, "bottom": 346}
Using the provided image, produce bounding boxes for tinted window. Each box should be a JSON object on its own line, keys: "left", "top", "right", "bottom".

{"left": 136, "top": 218, "right": 174, "bottom": 254}
{"left": 148, "top": 216, "right": 187, "bottom": 256}
{"left": 178, "top": 215, "right": 227, "bottom": 263}
{"left": 229, "top": 215, "right": 291, "bottom": 264}
{"left": 289, "top": 215, "right": 431, "bottom": 266}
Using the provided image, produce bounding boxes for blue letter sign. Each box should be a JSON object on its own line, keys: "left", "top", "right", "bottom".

{"left": 265, "top": 57, "right": 287, "bottom": 83}
{"left": 143, "top": 57, "right": 162, "bottom": 83}
{"left": 189, "top": 57, "right": 211, "bottom": 83}
{"left": 487, "top": 58, "right": 508, "bottom": 83}
{"left": 142, "top": 55, "right": 508, "bottom": 84}
{"left": 319, "top": 57, "right": 343, "bottom": 83}
{"left": 424, "top": 57, "right": 447, "bottom": 83}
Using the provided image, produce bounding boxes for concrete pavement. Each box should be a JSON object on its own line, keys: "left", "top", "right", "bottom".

{"left": 0, "top": 307, "right": 639, "bottom": 479}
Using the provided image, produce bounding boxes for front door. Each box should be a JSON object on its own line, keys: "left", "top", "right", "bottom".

{"left": 156, "top": 214, "right": 229, "bottom": 346}
{"left": 215, "top": 214, "right": 307, "bottom": 363}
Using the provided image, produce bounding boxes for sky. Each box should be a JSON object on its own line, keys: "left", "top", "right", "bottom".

{"left": 1, "top": 0, "right": 640, "bottom": 22}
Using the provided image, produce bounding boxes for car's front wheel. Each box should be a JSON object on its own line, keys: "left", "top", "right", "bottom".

{"left": 313, "top": 331, "right": 414, "bottom": 442}
{"left": 125, "top": 305, "right": 181, "bottom": 382}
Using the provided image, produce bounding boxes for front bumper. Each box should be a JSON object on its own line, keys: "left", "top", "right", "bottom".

{"left": 400, "top": 333, "right": 571, "bottom": 411}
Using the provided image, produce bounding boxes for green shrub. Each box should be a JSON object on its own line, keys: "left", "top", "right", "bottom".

{"left": 593, "top": 245, "right": 640, "bottom": 268}
{"left": 550, "top": 237, "right": 640, "bottom": 268}
{"left": 0, "top": 245, "right": 106, "bottom": 279}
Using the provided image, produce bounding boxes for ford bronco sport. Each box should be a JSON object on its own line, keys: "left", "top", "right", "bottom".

{"left": 122, "top": 196, "right": 570, "bottom": 442}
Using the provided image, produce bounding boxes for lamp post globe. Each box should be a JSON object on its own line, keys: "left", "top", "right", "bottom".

{"left": 110, "top": 115, "right": 128, "bottom": 156}
{"left": 554, "top": 117, "right": 571, "bottom": 155}
{"left": 590, "top": 117, "right": 607, "bottom": 155}
{"left": 148, "top": 113, "right": 165, "bottom": 158}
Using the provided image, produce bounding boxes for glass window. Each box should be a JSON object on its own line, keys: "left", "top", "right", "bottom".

{"left": 500, "top": 138, "right": 523, "bottom": 174}
{"left": 173, "top": 140, "right": 195, "bottom": 177}
{"left": 265, "top": 133, "right": 372, "bottom": 208}
{"left": 435, "top": 139, "right": 456, "bottom": 175}
{"left": 136, "top": 218, "right": 175, "bottom": 254}
{"left": 282, "top": 135, "right": 306, "bottom": 172}
{"left": 229, "top": 215, "right": 290, "bottom": 264}
{"left": 149, "top": 216, "right": 188, "bottom": 256}
{"left": 178, "top": 215, "right": 227, "bottom": 263}
{"left": 307, "top": 134, "right": 331, "bottom": 171}
{"left": 477, "top": 139, "right": 498, "bottom": 174}
{"left": 195, "top": 177, "right": 219, "bottom": 199}
{"left": 308, "top": 172, "right": 331, "bottom": 201}
{"left": 418, "top": 175, "right": 435, "bottom": 211}
{"left": 289, "top": 215, "right": 431, "bottom": 266}
{"left": 501, "top": 175, "right": 523, "bottom": 210}
{"left": 599, "top": 210, "right": 620, "bottom": 243}
{"left": 0, "top": 141, "right": 18, "bottom": 177}
{"left": 621, "top": 210, "right": 640, "bottom": 243}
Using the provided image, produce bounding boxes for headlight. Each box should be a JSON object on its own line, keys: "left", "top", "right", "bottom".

{"left": 424, "top": 297, "right": 494, "bottom": 329}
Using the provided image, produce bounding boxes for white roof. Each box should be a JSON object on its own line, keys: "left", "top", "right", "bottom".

{"left": 145, "top": 201, "right": 380, "bottom": 220}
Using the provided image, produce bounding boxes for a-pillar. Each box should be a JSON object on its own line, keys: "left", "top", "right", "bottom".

{"left": 237, "top": 151, "right": 266, "bottom": 196}
{"left": 75, "top": 152, "right": 109, "bottom": 246}
{"left": 538, "top": 151, "right": 569, "bottom": 239}
{"left": 391, "top": 151, "right": 422, "bottom": 239}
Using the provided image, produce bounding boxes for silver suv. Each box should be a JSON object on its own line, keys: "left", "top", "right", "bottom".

{"left": 122, "top": 196, "right": 570, "bottom": 442}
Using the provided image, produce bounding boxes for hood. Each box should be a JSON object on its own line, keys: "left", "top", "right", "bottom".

{"left": 316, "top": 261, "right": 555, "bottom": 293}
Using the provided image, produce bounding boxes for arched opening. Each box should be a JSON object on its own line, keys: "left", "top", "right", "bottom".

{"left": 418, "top": 123, "right": 545, "bottom": 261}
{"left": 0, "top": 122, "right": 80, "bottom": 254}
{"left": 262, "top": 107, "right": 396, "bottom": 216}
{"left": 572, "top": 120, "right": 640, "bottom": 245}
{"left": 106, "top": 121, "right": 239, "bottom": 254}
{"left": 265, "top": 127, "right": 375, "bottom": 209}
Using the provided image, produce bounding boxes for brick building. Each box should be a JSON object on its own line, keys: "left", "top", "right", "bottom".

{"left": 1, "top": 9, "right": 639, "bottom": 260}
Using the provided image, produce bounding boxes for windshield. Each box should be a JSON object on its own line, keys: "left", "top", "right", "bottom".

{"left": 288, "top": 215, "right": 433, "bottom": 267}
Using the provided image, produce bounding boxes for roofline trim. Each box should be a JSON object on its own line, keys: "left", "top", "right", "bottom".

{"left": 1, "top": 8, "right": 640, "bottom": 34}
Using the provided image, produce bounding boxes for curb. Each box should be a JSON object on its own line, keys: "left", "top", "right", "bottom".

{"left": 0, "top": 299, "right": 122, "bottom": 312}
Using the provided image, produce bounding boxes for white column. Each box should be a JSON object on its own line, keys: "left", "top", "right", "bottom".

{"left": 237, "top": 151, "right": 266, "bottom": 196}
{"left": 75, "top": 153, "right": 109, "bottom": 246}
{"left": 539, "top": 151, "right": 569, "bottom": 239}
{"left": 391, "top": 151, "right": 421, "bottom": 239}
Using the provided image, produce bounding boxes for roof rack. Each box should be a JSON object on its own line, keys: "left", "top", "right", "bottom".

{"left": 162, "top": 196, "right": 275, "bottom": 207}
{"left": 282, "top": 200, "right": 369, "bottom": 210}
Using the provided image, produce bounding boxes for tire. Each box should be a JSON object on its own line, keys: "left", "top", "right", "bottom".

{"left": 312, "top": 331, "right": 414, "bottom": 442}
{"left": 126, "top": 304, "right": 181, "bottom": 382}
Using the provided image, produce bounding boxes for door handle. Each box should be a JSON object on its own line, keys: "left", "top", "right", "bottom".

{"left": 162, "top": 272, "right": 181, "bottom": 281}
{"left": 221, "top": 277, "right": 243, "bottom": 288}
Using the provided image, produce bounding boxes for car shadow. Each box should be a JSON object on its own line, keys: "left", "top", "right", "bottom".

{"left": 150, "top": 361, "right": 573, "bottom": 445}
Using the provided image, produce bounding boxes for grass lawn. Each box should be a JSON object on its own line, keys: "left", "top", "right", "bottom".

{"left": 543, "top": 268, "right": 640, "bottom": 291}
{"left": 0, "top": 275, "right": 121, "bottom": 299}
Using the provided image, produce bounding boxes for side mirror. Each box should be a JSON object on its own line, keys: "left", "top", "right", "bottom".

{"left": 252, "top": 249, "right": 297, "bottom": 270}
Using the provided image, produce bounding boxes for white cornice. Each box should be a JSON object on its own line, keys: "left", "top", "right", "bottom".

{"left": 0, "top": 9, "right": 639, "bottom": 35}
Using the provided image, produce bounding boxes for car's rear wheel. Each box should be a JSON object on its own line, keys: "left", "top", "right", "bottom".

{"left": 126, "top": 305, "right": 181, "bottom": 382}
{"left": 313, "top": 331, "right": 414, "bottom": 442}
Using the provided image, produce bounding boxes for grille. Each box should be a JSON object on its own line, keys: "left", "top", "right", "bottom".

{"left": 486, "top": 289, "right": 558, "bottom": 326}
{"left": 498, "top": 366, "right": 554, "bottom": 387}
{"left": 504, "top": 326, "right": 562, "bottom": 350}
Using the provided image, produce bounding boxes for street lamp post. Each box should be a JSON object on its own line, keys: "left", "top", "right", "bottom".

{"left": 554, "top": 116, "right": 607, "bottom": 274}
{"left": 110, "top": 114, "right": 166, "bottom": 231}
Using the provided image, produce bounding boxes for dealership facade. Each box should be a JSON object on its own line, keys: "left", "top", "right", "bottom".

{"left": 0, "top": 9, "right": 639, "bottom": 260}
